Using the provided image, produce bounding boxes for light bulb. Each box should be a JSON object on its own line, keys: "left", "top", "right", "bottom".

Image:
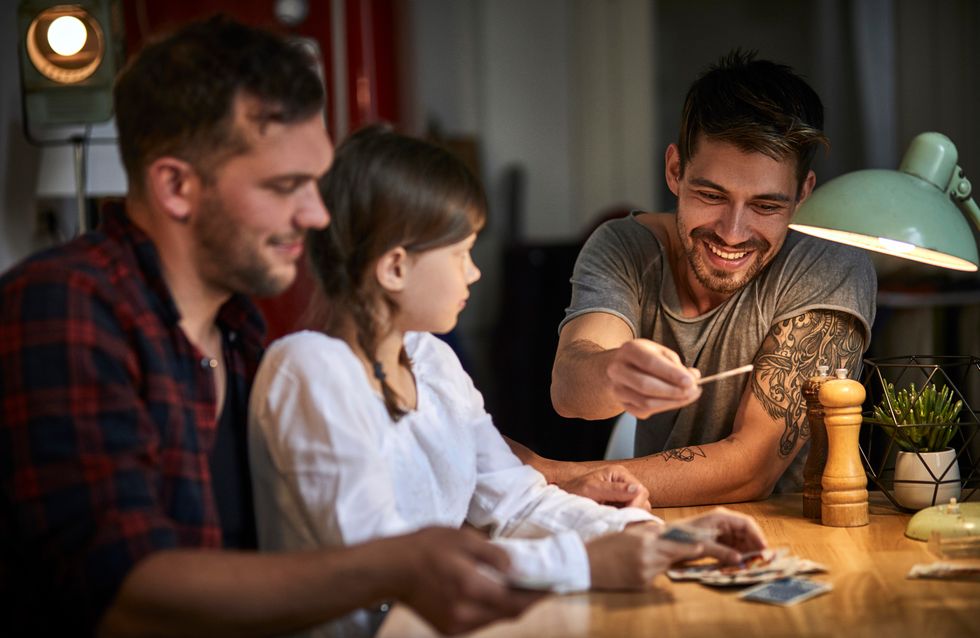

{"left": 877, "top": 237, "right": 916, "bottom": 254}
{"left": 47, "top": 15, "right": 87, "bottom": 56}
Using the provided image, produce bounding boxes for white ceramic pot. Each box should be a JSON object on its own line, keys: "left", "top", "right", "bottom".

{"left": 893, "top": 448, "right": 961, "bottom": 510}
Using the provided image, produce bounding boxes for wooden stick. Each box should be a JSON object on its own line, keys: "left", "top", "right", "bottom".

{"left": 697, "top": 363, "right": 754, "bottom": 386}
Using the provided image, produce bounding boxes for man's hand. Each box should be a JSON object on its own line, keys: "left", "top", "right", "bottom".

{"left": 607, "top": 339, "right": 701, "bottom": 418}
{"left": 557, "top": 465, "right": 651, "bottom": 510}
{"left": 394, "top": 528, "right": 543, "bottom": 635}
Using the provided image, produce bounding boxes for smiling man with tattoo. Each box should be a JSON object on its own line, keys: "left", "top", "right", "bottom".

{"left": 510, "top": 50, "right": 876, "bottom": 507}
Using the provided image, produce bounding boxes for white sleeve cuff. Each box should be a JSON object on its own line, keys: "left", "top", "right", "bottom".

{"left": 570, "top": 505, "right": 662, "bottom": 541}
{"left": 495, "top": 531, "right": 591, "bottom": 593}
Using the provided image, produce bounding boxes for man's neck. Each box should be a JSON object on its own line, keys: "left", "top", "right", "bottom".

{"left": 126, "top": 197, "right": 230, "bottom": 349}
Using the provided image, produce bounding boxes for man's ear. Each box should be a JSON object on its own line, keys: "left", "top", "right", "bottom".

{"left": 145, "top": 157, "right": 200, "bottom": 222}
{"left": 796, "top": 170, "right": 817, "bottom": 206}
{"left": 376, "top": 246, "right": 409, "bottom": 292}
{"left": 665, "top": 143, "right": 683, "bottom": 197}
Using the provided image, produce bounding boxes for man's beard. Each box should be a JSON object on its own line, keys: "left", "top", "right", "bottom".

{"left": 193, "top": 194, "right": 299, "bottom": 298}
{"left": 677, "top": 218, "right": 772, "bottom": 294}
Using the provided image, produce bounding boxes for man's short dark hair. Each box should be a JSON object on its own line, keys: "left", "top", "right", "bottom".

{"left": 677, "top": 49, "right": 828, "bottom": 196}
{"left": 114, "top": 15, "right": 325, "bottom": 192}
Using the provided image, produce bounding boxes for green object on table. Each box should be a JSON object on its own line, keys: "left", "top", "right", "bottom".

{"left": 906, "top": 499, "right": 980, "bottom": 542}
{"left": 791, "top": 132, "right": 980, "bottom": 272}
{"left": 869, "top": 381, "right": 964, "bottom": 452}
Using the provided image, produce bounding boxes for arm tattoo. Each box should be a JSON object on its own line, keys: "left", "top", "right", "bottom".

{"left": 660, "top": 446, "right": 706, "bottom": 463}
{"left": 752, "top": 310, "right": 864, "bottom": 458}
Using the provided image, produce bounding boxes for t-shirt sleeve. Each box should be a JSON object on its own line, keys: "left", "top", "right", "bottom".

{"left": 559, "top": 219, "right": 655, "bottom": 337}
{"left": 767, "top": 234, "right": 878, "bottom": 349}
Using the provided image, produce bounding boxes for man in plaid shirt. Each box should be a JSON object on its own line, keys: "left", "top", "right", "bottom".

{"left": 0, "top": 16, "right": 538, "bottom": 637}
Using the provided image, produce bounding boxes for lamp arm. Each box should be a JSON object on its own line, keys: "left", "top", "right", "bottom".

{"left": 949, "top": 166, "right": 980, "bottom": 233}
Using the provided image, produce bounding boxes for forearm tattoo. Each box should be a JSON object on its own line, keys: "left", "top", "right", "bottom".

{"left": 660, "top": 446, "right": 706, "bottom": 463}
{"left": 752, "top": 310, "right": 864, "bottom": 458}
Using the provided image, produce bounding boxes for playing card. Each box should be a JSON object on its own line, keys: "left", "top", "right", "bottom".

{"left": 738, "top": 577, "right": 832, "bottom": 605}
{"left": 659, "top": 523, "right": 720, "bottom": 544}
{"left": 666, "top": 548, "right": 827, "bottom": 586}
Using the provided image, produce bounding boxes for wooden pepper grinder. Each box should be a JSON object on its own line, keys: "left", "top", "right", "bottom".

{"left": 802, "top": 365, "right": 831, "bottom": 518}
{"left": 820, "top": 368, "right": 869, "bottom": 527}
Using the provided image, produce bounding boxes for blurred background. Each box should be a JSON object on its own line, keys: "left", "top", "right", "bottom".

{"left": 3, "top": 0, "right": 979, "bottom": 461}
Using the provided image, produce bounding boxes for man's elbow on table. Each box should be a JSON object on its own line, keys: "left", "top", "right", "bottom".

{"left": 709, "top": 438, "right": 783, "bottom": 504}
{"left": 735, "top": 457, "right": 785, "bottom": 502}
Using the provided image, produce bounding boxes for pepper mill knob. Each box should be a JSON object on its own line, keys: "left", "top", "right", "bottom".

{"left": 802, "top": 365, "right": 832, "bottom": 518}
{"left": 820, "top": 369, "right": 869, "bottom": 527}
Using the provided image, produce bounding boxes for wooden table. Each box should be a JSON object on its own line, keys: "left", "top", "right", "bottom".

{"left": 377, "top": 494, "right": 980, "bottom": 637}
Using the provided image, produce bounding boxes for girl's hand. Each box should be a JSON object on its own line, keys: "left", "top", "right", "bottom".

{"left": 673, "top": 507, "right": 768, "bottom": 564}
{"left": 585, "top": 507, "right": 768, "bottom": 589}
{"left": 586, "top": 524, "right": 702, "bottom": 590}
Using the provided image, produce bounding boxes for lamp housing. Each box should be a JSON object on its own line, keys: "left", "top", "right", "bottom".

{"left": 790, "top": 132, "right": 980, "bottom": 272}
{"left": 18, "top": 0, "right": 123, "bottom": 130}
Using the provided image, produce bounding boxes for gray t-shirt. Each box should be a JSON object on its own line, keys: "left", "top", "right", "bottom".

{"left": 560, "top": 211, "right": 877, "bottom": 493}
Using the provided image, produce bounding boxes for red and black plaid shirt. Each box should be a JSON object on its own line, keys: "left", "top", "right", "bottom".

{"left": 0, "top": 203, "right": 265, "bottom": 634}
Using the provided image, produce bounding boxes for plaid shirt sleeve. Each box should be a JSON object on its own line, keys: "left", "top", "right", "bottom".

{"left": 1, "top": 257, "right": 182, "bottom": 631}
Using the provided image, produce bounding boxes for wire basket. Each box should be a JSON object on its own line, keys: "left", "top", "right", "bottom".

{"left": 860, "top": 355, "right": 980, "bottom": 509}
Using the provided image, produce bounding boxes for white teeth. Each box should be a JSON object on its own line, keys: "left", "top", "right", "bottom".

{"left": 707, "top": 243, "right": 748, "bottom": 260}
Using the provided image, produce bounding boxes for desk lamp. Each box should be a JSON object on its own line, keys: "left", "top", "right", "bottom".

{"left": 790, "top": 132, "right": 980, "bottom": 272}
{"left": 791, "top": 133, "right": 980, "bottom": 540}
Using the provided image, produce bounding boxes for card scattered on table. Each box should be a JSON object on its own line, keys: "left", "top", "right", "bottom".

{"left": 907, "top": 562, "right": 980, "bottom": 581}
{"left": 738, "top": 577, "right": 832, "bottom": 606}
{"left": 666, "top": 548, "right": 827, "bottom": 586}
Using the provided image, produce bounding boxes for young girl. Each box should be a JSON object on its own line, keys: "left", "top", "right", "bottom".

{"left": 248, "top": 126, "right": 766, "bottom": 637}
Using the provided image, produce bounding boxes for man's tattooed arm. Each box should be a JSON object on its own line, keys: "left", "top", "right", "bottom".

{"left": 752, "top": 310, "right": 865, "bottom": 458}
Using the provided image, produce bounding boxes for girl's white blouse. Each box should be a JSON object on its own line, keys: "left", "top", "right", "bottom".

{"left": 249, "top": 330, "right": 657, "bottom": 597}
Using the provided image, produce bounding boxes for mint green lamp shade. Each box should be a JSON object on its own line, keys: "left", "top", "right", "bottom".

{"left": 790, "top": 132, "right": 980, "bottom": 272}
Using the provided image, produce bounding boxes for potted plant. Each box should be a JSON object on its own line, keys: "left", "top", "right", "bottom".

{"left": 870, "top": 381, "right": 964, "bottom": 509}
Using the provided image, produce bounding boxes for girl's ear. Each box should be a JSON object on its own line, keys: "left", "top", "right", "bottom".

{"left": 145, "top": 156, "right": 201, "bottom": 223}
{"left": 376, "top": 246, "right": 409, "bottom": 292}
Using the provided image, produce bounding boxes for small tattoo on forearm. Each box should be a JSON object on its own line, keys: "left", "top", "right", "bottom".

{"left": 660, "top": 446, "right": 706, "bottom": 463}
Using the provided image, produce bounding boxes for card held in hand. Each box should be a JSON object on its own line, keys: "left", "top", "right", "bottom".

{"left": 659, "top": 523, "right": 719, "bottom": 544}
{"left": 738, "top": 577, "right": 832, "bottom": 606}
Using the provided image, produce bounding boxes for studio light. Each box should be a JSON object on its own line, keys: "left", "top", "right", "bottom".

{"left": 18, "top": 1, "right": 122, "bottom": 130}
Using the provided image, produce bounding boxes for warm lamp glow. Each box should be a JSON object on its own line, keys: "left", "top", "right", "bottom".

{"left": 47, "top": 15, "right": 87, "bottom": 56}
{"left": 790, "top": 132, "right": 980, "bottom": 272}
{"left": 26, "top": 6, "right": 105, "bottom": 84}
{"left": 788, "top": 225, "right": 977, "bottom": 271}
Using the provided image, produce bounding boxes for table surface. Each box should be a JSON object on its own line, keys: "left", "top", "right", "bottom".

{"left": 377, "top": 493, "right": 980, "bottom": 638}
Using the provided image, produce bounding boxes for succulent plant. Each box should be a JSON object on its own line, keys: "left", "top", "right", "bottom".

{"left": 870, "top": 382, "right": 964, "bottom": 453}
